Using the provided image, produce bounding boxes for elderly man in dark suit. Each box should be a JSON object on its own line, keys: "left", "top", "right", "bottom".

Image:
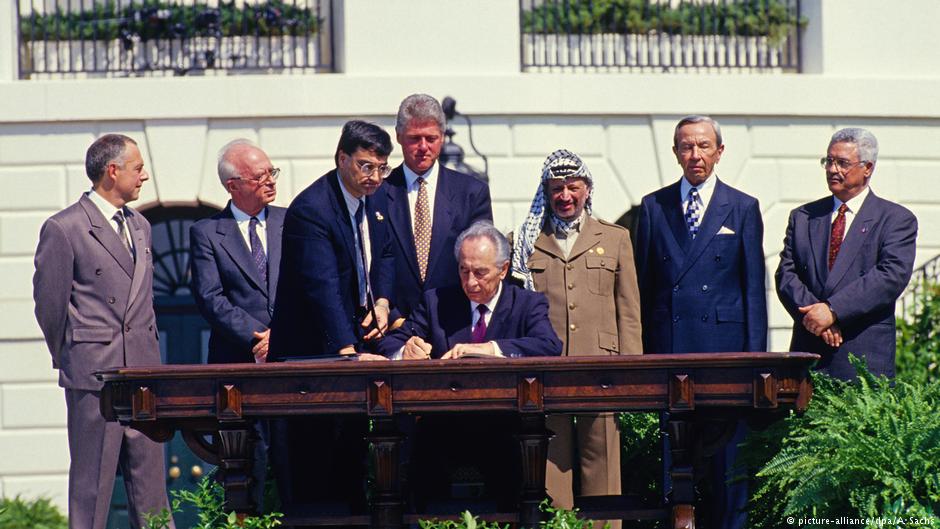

{"left": 384, "top": 93, "right": 493, "bottom": 322}
{"left": 268, "top": 120, "right": 396, "bottom": 512}
{"left": 189, "top": 139, "right": 285, "bottom": 509}
{"left": 634, "top": 115, "right": 767, "bottom": 529}
{"left": 380, "top": 221, "right": 561, "bottom": 510}
{"left": 512, "top": 149, "right": 642, "bottom": 529}
{"left": 776, "top": 127, "right": 917, "bottom": 380}
{"left": 33, "top": 134, "right": 174, "bottom": 529}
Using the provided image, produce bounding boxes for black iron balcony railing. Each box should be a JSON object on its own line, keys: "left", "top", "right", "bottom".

{"left": 900, "top": 254, "right": 940, "bottom": 319}
{"left": 17, "top": 0, "right": 333, "bottom": 78}
{"left": 520, "top": 0, "right": 804, "bottom": 73}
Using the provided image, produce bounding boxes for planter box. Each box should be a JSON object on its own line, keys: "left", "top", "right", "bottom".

{"left": 20, "top": 35, "right": 324, "bottom": 77}
{"left": 522, "top": 33, "right": 793, "bottom": 73}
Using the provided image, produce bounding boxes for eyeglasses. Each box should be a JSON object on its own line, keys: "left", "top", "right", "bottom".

{"left": 233, "top": 167, "right": 280, "bottom": 184}
{"left": 355, "top": 160, "right": 392, "bottom": 178}
{"left": 820, "top": 157, "right": 866, "bottom": 171}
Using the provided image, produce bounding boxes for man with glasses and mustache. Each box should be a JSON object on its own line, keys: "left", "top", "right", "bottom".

{"left": 776, "top": 128, "right": 917, "bottom": 381}
{"left": 267, "top": 121, "right": 396, "bottom": 513}
{"left": 189, "top": 139, "right": 285, "bottom": 509}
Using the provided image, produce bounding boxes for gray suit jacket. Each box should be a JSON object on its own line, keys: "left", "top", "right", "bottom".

{"left": 34, "top": 194, "right": 161, "bottom": 391}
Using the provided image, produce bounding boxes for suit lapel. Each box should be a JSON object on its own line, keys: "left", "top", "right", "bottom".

{"left": 328, "top": 171, "right": 360, "bottom": 273}
{"left": 676, "top": 179, "right": 732, "bottom": 281}
{"left": 567, "top": 215, "right": 603, "bottom": 261}
{"left": 824, "top": 191, "right": 877, "bottom": 294}
{"left": 218, "top": 207, "right": 266, "bottom": 293}
{"left": 385, "top": 168, "right": 422, "bottom": 282}
{"left": 265, "top": 206, "right": 284, "bottom": 301}
{"left": 365, "top": 194, "right": 388, "bottom": 274}
{"left": 439, "top": 288, "right": 472, "bottom": 352}
{"left": 80, "top": 196, "right": 135, "bottom": 278}
{"left": 125, "top": 209, "right": 148, "bottom": 309}
{"left": 808, "top": 198, "right": 834, "bottom": 288}
{"left": 533, "top": 225, "right": 565, "bottom": 260}
{"left": 483, "top": 284, "right": 514, "bottom": 341}
{"left": 426, "top": 165, "right": 455, "bottom": 280}
{"left": 661, "top": 181, "right": 692, "bottom": 255}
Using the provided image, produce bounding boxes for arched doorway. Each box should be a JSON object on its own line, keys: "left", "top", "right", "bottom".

{"left": 107, "top": 204, "right": 222, "bottom": 529}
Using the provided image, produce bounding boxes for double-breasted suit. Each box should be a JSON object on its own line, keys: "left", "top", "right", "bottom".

{"left": 190, "top": 203, "right": 285, "bottom": 364}
{"left": 384, "top": 164, "right": 492, "bottom": 318}
{"left": 33, "top": 194, "right": 171, "bottom": 529}
{"left": 775, "top": 190, "right": 917, "bottom": 380}
{"left": 525, "top": 216, "right": 642, "bottom": 513}
{"left": 635, "top": 178, "right": 767, "bottom": 354}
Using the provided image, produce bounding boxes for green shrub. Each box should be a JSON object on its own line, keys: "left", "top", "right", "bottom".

{"left": 521, "top": 0, "right": 805, "bottom": 45}
{"left": 0, "top": 496, "right": 67, "bottom": 529}
{"left": 418, "top": 510, "right": 508, "bottom": 529}
{"left": 739, "top": 357, "right": 940, "bottom": 528}
{"left": 145, "top": 475, "right": 282, "bottom": 529}
{"left": 617, "top": 411, "right": 660, "bottom": 506}
{"left": 418, "top": 501, "right": 609, "bottom": 529}
{"left": 897, "top": 281, "right": 940, "bottom": 384}
{"left": 20, "top": 1, "right": 320, "bottom": 42}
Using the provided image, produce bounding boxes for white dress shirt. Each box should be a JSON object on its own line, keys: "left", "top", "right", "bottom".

{"left": 832, "top": 185, "right": 871, "bottom": 242}
{"left": 336, "top": 173, "right": 373, "bottom": 306}
{"left": 403, "top": 162, "right": 438, "bottom": 234}
{"left": 87, "top": 189, "right": 135, "bottom": 253}
{"left": 680, "top": 173, "right": 718, "bottom": 217}
{"left": 229, "top": 202, "right": 268, "bottom": 254}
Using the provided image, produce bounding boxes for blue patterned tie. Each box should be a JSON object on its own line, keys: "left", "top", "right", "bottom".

{"left": 685, "top": 187, "right": 702, "bottom": 239}
{"left": 354, "top": 200, "right": 369, "bottom": 306}
{"left": 249, "top": 216, "right": 267, "bottom": 286}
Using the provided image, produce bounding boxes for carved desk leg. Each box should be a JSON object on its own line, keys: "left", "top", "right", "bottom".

{"left": 517, "top": 413, "right": 550, "bottom": 529}
{"left": 667, "top": 415, "right": 695, "bottom": 529}
{"left": 218, "top": 422, "right": 257, "bottom": 515}
{"left": 369, "top": 417, "right": 404, "bottom": 529}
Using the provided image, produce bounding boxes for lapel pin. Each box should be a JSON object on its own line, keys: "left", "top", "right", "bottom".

{"left": 861, "top": 227, "right": 868, "bottom": 233}
{"left": 375, "top": 211, "right": 384, "bottom": 222}
{"left": 596, "top": 247, "right": 605, "bottom": 255}
{"left": 588, "top": 249, "right": 595, "bottom": 253}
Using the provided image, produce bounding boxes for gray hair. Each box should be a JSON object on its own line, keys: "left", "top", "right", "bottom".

{"left": 454, "top": 221, "right": 511, "bottom": 266}
{"left": 217, "top": 138, "right": 261, "bottom": 186}
{"left": 396, "top": 93, "right": 446, "bottom": 135}
{"left": 85, "top": 134, "right": 136, "bottom": 183}
{"left": 673, "top": 115, "right": 723, "bottom": 147}
{"left": 830, "top": 127, "right": 879, "bottom": 164}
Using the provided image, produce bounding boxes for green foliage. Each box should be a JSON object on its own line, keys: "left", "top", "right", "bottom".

{"left": 0, "top": 496, "right": 67, "bottom": 529}
{"left": 418, "top": 510, "right": 508, "bottom": 529}
{"left": 540, "top": 499, "right": 610, "bottom": 528}
{"left": 20, "top": 1, "right": 319, "bottom": 42}
{"left": 897, "top": 281, "right": 940, "bottom": 384}
{"left": 521, "top": 0, "right": 806, "bottom": 45}
{"left": 145, "top": 475, "right": 282, "bottom": 529}
{"left": 617, "top": 411, "right": 660, "bottom": 505}
{"left": 739, "top": 357, "right": 940, "bottom": 528}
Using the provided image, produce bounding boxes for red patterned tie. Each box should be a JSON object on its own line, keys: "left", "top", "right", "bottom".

{"left": 828, "top": 203, "right": 848, "bottom": 270}
{"left": 471, "top": 305, "right": 488, "bottom": 343}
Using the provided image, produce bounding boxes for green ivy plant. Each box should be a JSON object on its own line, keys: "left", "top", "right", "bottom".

{"left": 0, "top": 496, "right": 67, "bottom": 529}
{"left": 20, "top": 1, "right": 320, "bottom": 42}
{"left": 522, "top": 0, "right": 806, "bottom": 46}
{"left": 738, "top": 356, "right": 940, "bottom": 528}
{"left": 145, "top": 475, "right": 282, "bottom": 529}
{"left": 896, "top": 280, "right": 940, "bottom": 384}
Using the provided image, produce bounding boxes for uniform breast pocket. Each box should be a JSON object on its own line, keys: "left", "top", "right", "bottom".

{"left": 585, "top": 256, "right": 616, "bottom": 295}
{"left": 527, "top": 258, "right": 548, "bottom": 291}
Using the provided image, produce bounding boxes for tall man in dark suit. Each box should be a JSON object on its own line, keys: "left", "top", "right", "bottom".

{"left": 776, "top": 127, "right": 917, "bottom": 380}
{"left": 189, "top": 139, "right": 285, "bottom": 509}
{"left": 379, "top": 221, "right": 561, "bottom": 509}
{"left": 385, "top": 93, "right": 493, "bottom": 321}
{"left": 33, "top": 134, "right": 174, "bottom": 529}
{"left": 268, "top": 120, "right": 396, "bottom": 510}
{"left": 634, "top": 116, "right": 767, "bottom": 529}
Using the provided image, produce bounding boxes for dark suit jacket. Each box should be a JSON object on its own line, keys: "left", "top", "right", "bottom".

{"left": 33, "top": 194, "right": 160, "bottom": 390}
{"left": 775, "top": 190, "right": 917, "bottom": 379}
{"left": 190, "top": 202, "right": 285, "bottom": 363}
{"left": 378, "top": 283, "right": 562, "bottom": 358}
{"left": 269, "top": 171, "right": 395, "bottom": 358}
{"left": 384, "top": 164, "right": 492, "bottom": 318}
{"left": 635, "top": 178, "right": 767, "bottom": 354}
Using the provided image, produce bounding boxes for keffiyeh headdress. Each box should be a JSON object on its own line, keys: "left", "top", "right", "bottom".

{"left": 511, "top": 149, "right": 594, "bottom": 290}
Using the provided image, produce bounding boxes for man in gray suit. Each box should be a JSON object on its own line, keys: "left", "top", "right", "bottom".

{"left": 33, "top": 134, "right": 174, "bottom": 529}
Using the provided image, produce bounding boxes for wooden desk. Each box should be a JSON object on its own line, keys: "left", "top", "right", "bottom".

{"left": 99, "top": 352, "right": 817, "bottom": 528}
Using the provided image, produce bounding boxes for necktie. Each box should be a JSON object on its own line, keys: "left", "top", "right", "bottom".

{"left": 112, "top": 210, "right": 135, "bottom": 261}
{"left": 471, "top": 305, "right": 488, "bottom": 343}
{"left": 414, "top": 177, "right": 432, "bottom": 282}
{"left": 249, "top": 216, "right": 267, "bottom": 286}
{"left": 354, "top": 200, "right": 371, "bottom": 306}
{"left": 828, "top": 203, "right": 848, "bottom": 270}
{"left": 685, "top": 187, "right": 702, "bottom": 239}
